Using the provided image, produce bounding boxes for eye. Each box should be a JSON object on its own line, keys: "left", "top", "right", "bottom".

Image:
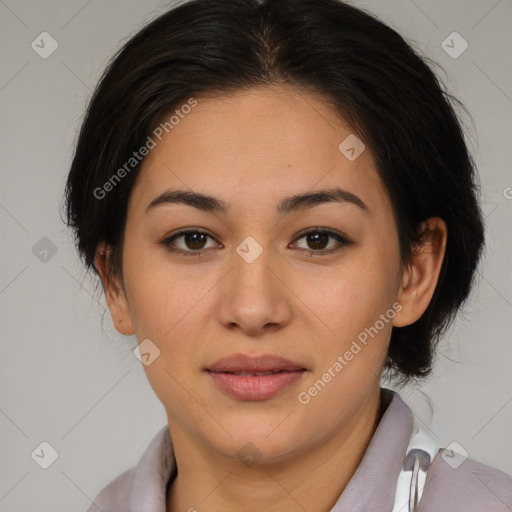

{"left": 292, "top": 228, "right": 353, "bottom": 256}
{"left": 160, "top": 229, "right": 220, "bottom": 257}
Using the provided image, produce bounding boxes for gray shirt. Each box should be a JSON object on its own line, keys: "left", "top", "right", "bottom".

{"left": 87, "top": 389, "right": 512, "bottom": 511}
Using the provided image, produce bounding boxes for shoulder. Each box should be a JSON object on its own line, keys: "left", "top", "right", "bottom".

{"left": 86, "top": 466, "right": 136, "bottom": 512}
{"left": 85, "top": 424, "right": 173, "bottom": 511}
{"left": 419, "top": 453, "right": 512, "bottom": 511}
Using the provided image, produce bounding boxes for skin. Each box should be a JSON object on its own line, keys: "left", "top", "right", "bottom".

{"left": 95, "top": 84, "right": 447, "bottom": 512}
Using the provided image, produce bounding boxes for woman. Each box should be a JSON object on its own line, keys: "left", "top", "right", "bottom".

{"left": 64, "top": 0, "right": 512, "bottom": 510}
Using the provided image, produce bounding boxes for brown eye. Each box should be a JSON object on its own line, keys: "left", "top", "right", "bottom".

{"left": 161, "top": 230, "right": 218, "bottom": 256}
{"left": 293, "top": 229, "right": 353, "bottom": 255}
{"left": 305, "top": 232, "right": 330, "bottom": 250}
{"left": 181, "top": 232, "right": 208, "bottom": 250}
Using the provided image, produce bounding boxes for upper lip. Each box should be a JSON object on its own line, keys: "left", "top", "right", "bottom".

{"left": 206, "top": 354, "right": 306, "bottom": 373}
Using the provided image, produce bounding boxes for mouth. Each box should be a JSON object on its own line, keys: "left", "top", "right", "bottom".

{"left": 205, "top": 354, "right": 307, "bottom": 400}
{"left": 206, "top": 353, "right": 306, "bottom": 373}
{"left": 217, "top": 370, "right": 295, "bottom": 376}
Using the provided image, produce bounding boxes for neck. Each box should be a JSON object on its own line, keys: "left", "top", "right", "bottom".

{"left": 166, "top": 387, "right": 384, "bottom": 512}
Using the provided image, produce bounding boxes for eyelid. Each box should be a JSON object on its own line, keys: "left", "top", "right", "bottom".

{"left": 292, "top": 226, "right": 352, "bottom": 245}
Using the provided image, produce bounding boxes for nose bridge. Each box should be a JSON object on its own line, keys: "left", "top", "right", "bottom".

{"left": 217, "top": 234, "right": 290, "bottom": 333}
{"left": 233, "top": 234, "right": 275, "bottom": 301}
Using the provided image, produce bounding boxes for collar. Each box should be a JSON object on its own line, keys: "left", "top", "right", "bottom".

{"left": 129, "top": 388, "right": 413, "bottom": 512}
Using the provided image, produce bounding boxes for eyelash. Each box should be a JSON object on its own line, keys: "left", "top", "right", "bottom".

{"left": 159, "top": 227, "right": 353, "bottom": 257}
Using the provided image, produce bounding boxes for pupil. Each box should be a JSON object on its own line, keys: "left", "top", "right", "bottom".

{"left": 308, "top": 233, "right": 327, "bottom": 250}
{"left": 186, "top": 232, "right": 206, "bottom": 250}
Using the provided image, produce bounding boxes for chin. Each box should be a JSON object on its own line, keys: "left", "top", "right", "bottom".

{"left": 202, "top": 421, "right": 305, "bottom": 465}
{"left": 220, "top": 438, "right": 298, "bottom": 467}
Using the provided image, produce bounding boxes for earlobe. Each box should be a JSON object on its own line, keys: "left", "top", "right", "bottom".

{"left": 95, "top": 244, "right": 135, "bottom": 336}
{"left": 393, "top": 217, "right": 447, "bottom": 328}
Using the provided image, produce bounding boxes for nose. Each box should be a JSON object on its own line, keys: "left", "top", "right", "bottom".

{"left": 216, "top": 237, "right": 292, "bottom": 336}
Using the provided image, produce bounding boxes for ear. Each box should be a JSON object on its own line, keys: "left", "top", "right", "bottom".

{"left": 95, "top": 243, "right": 135, "bottom": 336}
{"left": 393, "top": 217, "right": 447, "bottom": 328}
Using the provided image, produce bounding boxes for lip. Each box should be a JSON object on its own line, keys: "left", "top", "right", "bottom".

{"left": 206, "top": 353, "right": 306, "bottom": 373}
{"left": 205, "top": 353, "right": 307, "bottom": 401}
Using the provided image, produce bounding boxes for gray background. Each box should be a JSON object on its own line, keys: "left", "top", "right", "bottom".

{"left": 0, "top": 0, "right": 511, "bottom": 510}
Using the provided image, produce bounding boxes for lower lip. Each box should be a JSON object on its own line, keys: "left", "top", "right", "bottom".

{"left": 207, "top": 370, "right": 306, "bottom": 400}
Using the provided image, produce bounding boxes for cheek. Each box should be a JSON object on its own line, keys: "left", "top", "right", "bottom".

{"left": 124, "top": 256, "right": 210, "bottom": 411}
{"left": 299, "top": 244, "right": 399, "bottom": 340}
{"left": 290, "top": 253, "right": 397, "bottom": 424}
{"left": 289, "top": 245, "right": 400, "bottom": 409}
{"left": 122, "top": 244, "right": 220, "bottom": 404}
{"left": 122, "top": 239, "right": 209, "bottom": 339}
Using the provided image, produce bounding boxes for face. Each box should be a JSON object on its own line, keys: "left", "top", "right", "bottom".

{"left": 106, "top": 85, "right": 408, "bottom": 463}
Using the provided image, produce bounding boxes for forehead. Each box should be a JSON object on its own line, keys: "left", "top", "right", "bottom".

{"left": 128, "top": 85, "right": 389, "bottom": 216}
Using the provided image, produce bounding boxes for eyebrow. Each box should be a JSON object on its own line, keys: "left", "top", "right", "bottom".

{"left": 145, "top": 187, "right": 369, "bottom": 215}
